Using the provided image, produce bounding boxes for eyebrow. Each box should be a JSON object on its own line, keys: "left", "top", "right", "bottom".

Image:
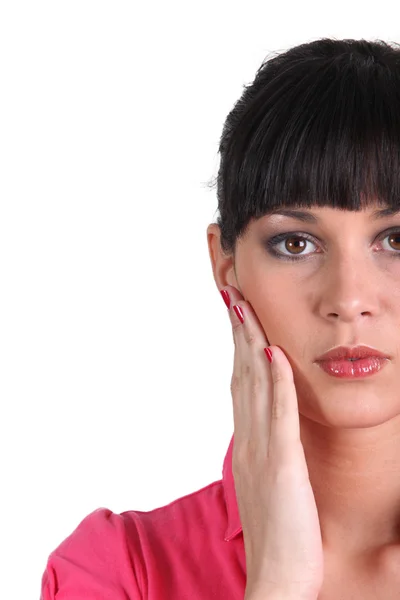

{"left": 268, "top": 207, "right": 400, "bottom": 223}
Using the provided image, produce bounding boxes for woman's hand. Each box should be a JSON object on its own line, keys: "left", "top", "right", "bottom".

{"left": 221, "top": 285, "right": 324, "bottom": 600}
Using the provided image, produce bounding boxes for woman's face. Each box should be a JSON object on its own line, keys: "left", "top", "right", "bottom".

{"left": 209, "top": 204, "right": 400, "bottom": 429}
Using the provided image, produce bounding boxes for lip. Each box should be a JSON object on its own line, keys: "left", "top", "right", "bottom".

{"left": 316, "top": 356, "right": 389, "bottom": 379}
{"left": 315, "top": 344, "right": 390, "bottom": 362}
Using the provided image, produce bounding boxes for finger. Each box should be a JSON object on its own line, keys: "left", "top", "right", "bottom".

{"left": 226, "top": 296, "right": 273, "bottom": 452}
{"left": 219, "top": 286, "right": 248, "bottom": 434}
{"left": 267, "top": 345, "right": 301, "bottom": 455}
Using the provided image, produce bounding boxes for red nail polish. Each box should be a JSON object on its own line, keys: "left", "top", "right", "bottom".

{"left": 233, "top": 305, "right": 244, "bottom": 324}
{"left": 220, "top": 289, "right": 230, "bottom": 309}
{"left": 264, "top": 347, "right": 273, "bottom": 363}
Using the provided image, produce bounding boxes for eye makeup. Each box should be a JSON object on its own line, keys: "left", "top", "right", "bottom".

{"left": 264, "top": 227, "right": 400, "bottom": 262}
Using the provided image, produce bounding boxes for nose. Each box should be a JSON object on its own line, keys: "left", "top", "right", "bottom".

{"left": 317, "top": 254, "right": 379, "bottom": 323}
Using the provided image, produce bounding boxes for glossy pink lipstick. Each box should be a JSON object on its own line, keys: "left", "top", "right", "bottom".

{"left": 315, "top": 345, "right": 390, "bottom": 379}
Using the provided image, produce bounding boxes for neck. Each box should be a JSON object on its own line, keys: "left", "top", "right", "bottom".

{"left": 300, "top": 413, "right": 400, "bottom": 559}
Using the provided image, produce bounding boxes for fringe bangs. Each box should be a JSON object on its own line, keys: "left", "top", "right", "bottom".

{"left": 215, "top": 39, "right": 400, "bottom": 254}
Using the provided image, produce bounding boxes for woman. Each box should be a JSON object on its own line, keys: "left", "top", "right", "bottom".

{"left": 41, "top": 37, "right": 400, "bottom": 599}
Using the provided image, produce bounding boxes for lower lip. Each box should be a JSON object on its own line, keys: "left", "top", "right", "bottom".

{"left": 316, "top": 357, "right": 389, "bottom": 378}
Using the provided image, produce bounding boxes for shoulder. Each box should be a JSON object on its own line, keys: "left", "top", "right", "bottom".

{"left": 41, "top": 507, "right": 144, "bottom": 599}
{"left": 41, "top": 481, "right": 226, "bottom": 600}
{"left": 125, "top": 480, "right": 225, "bottom": 542}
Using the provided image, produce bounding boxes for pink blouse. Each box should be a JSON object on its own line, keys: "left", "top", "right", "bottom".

{"left": 40, "top": 434, "right": 248, "bottom": 599}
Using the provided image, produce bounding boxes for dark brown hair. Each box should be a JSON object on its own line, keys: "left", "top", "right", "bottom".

{"left": 211, "top": 38, "right": 400, "bottom": 255}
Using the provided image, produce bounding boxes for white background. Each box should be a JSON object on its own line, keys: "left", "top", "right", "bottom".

{"left": 0, "top": 2, "right": 398, "bottom": 598}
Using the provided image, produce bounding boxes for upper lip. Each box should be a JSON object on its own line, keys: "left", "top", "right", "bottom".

{"left": 316, "top": 345, "right": 390, "bottom": 362}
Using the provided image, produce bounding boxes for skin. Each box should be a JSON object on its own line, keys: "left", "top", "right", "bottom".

{"left": 207, "top": 204, "right": 400, "bottom": 580}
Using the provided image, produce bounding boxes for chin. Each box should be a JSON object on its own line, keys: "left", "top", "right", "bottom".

{"left": 298, "top": 382, "right": 400, "bottom": 430}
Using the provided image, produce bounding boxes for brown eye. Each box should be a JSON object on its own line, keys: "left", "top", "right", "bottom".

{"left": 266, "top": 229, "right": 400, "bottom": 262}
{"left": 265, "top": 232, "right": 317, "bottom": 261}
{"left": 284, "top": 236, "right": 308, "bottom": 254}
{"left": 380, "top": 230, "right": 400, "bottom": 254}
{"left": 387, "top": 233, "right": 400, "bottom": 252}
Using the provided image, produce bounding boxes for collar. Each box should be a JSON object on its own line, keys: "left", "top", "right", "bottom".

{"left": 222, "top": 434, "right": 243, "bottom": 541}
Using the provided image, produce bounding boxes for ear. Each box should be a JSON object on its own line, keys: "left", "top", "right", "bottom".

{"left": 206, "top": 223, "right": 238, "bottom": 291}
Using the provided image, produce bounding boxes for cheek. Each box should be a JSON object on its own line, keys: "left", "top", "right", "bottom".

{"left": 239, "top": 257, "right": 303, "bottom": 339}
{"left": 250, "top": 281, "right": 297, "bottom": 339}
{"left": 246, "top": 277, "right": 304, "bottom": 340}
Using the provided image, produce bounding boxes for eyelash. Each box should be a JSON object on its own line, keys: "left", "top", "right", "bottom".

{"left": 265, "top": 228, "right": 400, "bottom": 262}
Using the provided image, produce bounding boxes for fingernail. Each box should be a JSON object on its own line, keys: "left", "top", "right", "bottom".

{"left": 220, "top": 289, "right": 230, "bottom": 309}
{"left": 264, "top": 347, "right": 273, "bottom": 363}
{"left": 233, "top": 304, "right": 244, "bottom": 324}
